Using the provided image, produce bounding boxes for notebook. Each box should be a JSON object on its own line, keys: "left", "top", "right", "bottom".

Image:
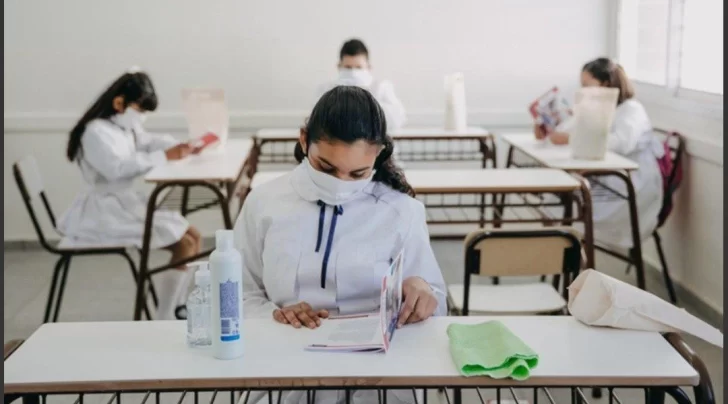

{"left": 305, "top": 249, "right": 404, "bottom": 353}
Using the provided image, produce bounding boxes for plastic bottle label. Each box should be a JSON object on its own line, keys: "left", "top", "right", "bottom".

{"left": 219, "top": 280, "right": 240, "bottom": 341}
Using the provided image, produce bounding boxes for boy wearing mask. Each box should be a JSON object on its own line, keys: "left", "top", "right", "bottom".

{"left": 316, "top": 39, "right": 407, "bottom": 130}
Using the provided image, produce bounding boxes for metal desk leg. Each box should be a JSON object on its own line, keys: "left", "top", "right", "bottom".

{"left": 134, "top": 184, "right": 173, "bottom": 321}
{"left": 615, "top": 171, "right": 646, "bottom": 290}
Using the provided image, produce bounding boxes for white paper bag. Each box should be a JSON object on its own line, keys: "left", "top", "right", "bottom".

{"left": 181, "top": 89, "right": 229, "bottom": 152}
{"left": 568, "top": 269, "right": 723, "bottom": 348}
{"left": 444, "top": 73, "right": 467, "bottom": 132}
{"left": 569, "top": 87, "right": 619, "bottom": 160}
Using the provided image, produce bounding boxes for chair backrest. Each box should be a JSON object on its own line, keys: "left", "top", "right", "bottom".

{"left": 465, "top": 227, "right": 582, "bottom": 277}
{"left": 654, "top": 129, "right": 685, "bottom": 228}
{"left": 13, "top": 156, "right": 58, "bottom": 252}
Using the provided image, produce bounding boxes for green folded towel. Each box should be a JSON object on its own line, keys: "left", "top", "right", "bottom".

{"left": 447, "top": 321, "right": 539, "bottom": 381}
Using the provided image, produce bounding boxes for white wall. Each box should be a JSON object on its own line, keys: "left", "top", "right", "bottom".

{"left": 4, "top": 0, "right": 611, "bottom": 241}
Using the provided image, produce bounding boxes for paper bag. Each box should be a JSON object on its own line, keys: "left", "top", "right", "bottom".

{"left": 568, "top": 269, "right": 723, "bottom": 348}
{"left": 444, "top": 73, "right": 467, "bottom": 132}
{"left": 182, "top": 89, "right": 229, "bottom": 152}
{"left": 569, "top": 87, "right": 619, "bottom": 160}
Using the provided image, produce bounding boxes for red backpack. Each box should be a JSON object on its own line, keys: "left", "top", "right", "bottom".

{"left": 656, "top": 132, "right": 684, "bottom": 228}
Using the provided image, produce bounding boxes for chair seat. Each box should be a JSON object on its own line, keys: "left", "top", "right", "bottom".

{"left": 57, "top": 237, "right": 132, "bottom": 251}
{"left": 448, "top": 282, "right": 566, "bottom": 314}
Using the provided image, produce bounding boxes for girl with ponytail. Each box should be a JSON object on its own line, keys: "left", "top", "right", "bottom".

{"left": 235, "top": 86, "right": 445, "bottom": 403}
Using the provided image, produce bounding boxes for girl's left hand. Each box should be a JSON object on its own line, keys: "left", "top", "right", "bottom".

{"left": 549, "top": 132, "right": 570, "bottom": 145}
{"left": 397, "top": 277, "right": 438, "bottom": 328}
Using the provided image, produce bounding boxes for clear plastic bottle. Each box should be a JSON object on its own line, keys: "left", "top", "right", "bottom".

{"left": 186, "top": 263, "right": 212, "bottom": 348}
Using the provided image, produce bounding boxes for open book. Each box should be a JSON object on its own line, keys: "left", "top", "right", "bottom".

{"left": 305, "top": 250, "right": 404, "bottom": 353}
{"left": 529, "top": 87, "right": 572, "bottom": 133}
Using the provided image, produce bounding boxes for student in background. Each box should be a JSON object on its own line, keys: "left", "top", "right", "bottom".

{"left": 235, "top": 86, "right": 444, "bottom": 403}
{"left": 534, "top": 58, "right": 664, "bottom": 248}
{"left": 316, "top": 38, "right": 407, "bottom": 130}
{"left": 59, "top": 69, "right": 201, "bottom": 320}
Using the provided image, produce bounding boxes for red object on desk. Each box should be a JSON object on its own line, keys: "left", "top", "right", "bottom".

{"left": 191, "top": 132, "right": 219, "bottom": 153}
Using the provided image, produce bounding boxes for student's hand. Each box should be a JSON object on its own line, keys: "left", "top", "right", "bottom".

{"left": 549, "top": 132, "right": 570, "bottom": 145}
{"left": 534, "top": 124, "right": 547, "bottom": 140}
{"left": 397, "top": 277, "right": 438, "bottom": 328}
{"left": 165, "top": 143, "right": 193, "bottom": 161}
{"left": 273, "top": 302, "right": 329, "bottom": 329}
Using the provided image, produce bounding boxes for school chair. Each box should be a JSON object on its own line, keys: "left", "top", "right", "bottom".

{"left": 447, "top": 227, "right": 583, "bottom": 316}
{"left": 602, "top": 130, "right": 684, "bottom": 304}
{"left": 13, "top": 156, "right": 155, "bottom": 323}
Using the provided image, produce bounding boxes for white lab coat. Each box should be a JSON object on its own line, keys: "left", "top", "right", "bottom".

{"left": 316, "top": 79, "right": 407, "bottom": 130}
{"left": 558, "top": 99, "right": 664, "bottom": 248}
{"left": 58, "top": 117, "right": 189, "bottom": 249}
{"left": 233, "top": 163, "right": 446, "bottom": 404}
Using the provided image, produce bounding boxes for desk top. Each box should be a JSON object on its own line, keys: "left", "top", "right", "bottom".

{"left": 255, "top": 127, "right": 491, "bottom": 141}
{"left": 145, "top": 139, "right": 254, "bottom": 183}
{"left": 251, "top": 168, "right": 582, "bottom": 194}
{"left": 501, "top": 133, "right": 639, "bottom": 172}
{"left": 3, "top": 317, "right": 697, "bottom": 393}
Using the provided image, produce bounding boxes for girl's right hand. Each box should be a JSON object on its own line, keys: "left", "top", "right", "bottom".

{"left": 165, "top": 143, "right": 193, "bottom": 161}
{"left": 534, "top": 124, "right": 547, "bottom": 140}
{"left": 273, "top": 302, "right": 329, "bottom": 329}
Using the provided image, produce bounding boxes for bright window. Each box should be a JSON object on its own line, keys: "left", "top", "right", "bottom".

{"left": 679, "top": 0, "right": 723, "bottom": 94}
{"left": 617, "top": 0, "right": 723, "bottom": 96}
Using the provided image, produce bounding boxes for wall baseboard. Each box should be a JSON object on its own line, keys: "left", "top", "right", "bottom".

{"left": 6, "top": 237, "right": 723, "bottom": 328}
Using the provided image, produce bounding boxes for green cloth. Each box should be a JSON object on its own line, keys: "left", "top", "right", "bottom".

{"left": 447, "top": 321, "right": 539, "bottom": 381}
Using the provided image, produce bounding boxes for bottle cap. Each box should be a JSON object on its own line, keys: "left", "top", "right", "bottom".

{"left": 192, "top": 262, "right": 210, "bottom": 285}
{"left": 215, "top": 229, "right": 234, "bottom": 251}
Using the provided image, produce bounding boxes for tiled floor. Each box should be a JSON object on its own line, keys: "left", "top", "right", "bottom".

{"left": 4, "top": 242, "right": 723, "bottom": 404}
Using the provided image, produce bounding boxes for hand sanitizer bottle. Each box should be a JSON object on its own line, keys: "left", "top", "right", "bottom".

{"left": 186, "top": 262, "right": 212, "bottom": 348}
{"left": 210, "top": 230, "right": 244, "bottom": 359}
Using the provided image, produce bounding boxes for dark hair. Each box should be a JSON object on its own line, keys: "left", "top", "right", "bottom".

{"left": 294, "top": 86, "right": 414, "bottom": 197}
{"left": 66, "top": 71, "right": 158, "bottom": 161}
{"left": 339, "top": 39, "right": 369, "bottom": 61}
{"left": 582, "top": 58, "right": 635, "bottom": 105}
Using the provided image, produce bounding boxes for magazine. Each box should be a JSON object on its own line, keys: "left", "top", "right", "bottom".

{"left": 305, "top": 249, "right": 404, "bottom": 353}
{"left": 529, "top": 87, "right": 572, "bottom": 133}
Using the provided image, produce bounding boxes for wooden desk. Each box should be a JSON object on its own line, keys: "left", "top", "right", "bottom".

{"left": 253, "top": 127, "right": 497, "bottom": 168}
{"left": 4, "top": 317, "right": 699, "bottom": 394}
{"left": 134, "top": 139, "right": 255, "bottom": 321}
{"left": 501, "top": 133, "right": 648, "bottom": 292}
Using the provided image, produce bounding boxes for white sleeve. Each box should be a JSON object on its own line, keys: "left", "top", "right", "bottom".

{"left": 401, "top": 202, "right": 447, "bottom": 316}
{"left": 81, "top": 124, "right": 167, "bottom": 181}
{"left": 234, "top": 196, "right": 280, "bottom": 319}
{"left": 134, "top": 127, "right": 179, "bottom": 153}
{"left": 607, "top": 103, "right": 645, "bottom": 155}
{"left": 375, "top": 81, "right": 407, "bottom": 130}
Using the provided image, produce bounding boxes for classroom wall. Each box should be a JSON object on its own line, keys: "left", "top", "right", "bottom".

{"left": 4, "top": 0, "right": 610, "bottom": 241}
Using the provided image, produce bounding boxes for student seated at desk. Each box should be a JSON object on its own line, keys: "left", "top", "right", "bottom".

{"left": 58, "top": 69, "right": 202, "bottom": 320}
{"left": 234, "top": 86, "right": 445, "bottom": 403}
{"left": 316, "top": 38, "right": 407, "bottom": 130}
{"left": 534, "top": 58, "right": 664, "bottom": 248}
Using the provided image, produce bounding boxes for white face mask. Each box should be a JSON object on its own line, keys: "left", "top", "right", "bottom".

{"left": 114, "top": 107, "right": 147, "bottom": 131}
{"left": 337, "top": 68, "right": 373, "bottom": 88}
{"left": 303, "top": 157, "right": 373, "bottom": 205}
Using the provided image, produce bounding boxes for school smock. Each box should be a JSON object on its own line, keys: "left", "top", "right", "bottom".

{"left": 234, "top": 163, "right": 444, "bottom": 404}
{"left": 57, "top": 117, "right": 189, "bottom": 249}
{"left": 560, "top": 99, "right": 665, "bottom": 248}
{"left": 316, "top": 79, "right": 407, "bottom": 130}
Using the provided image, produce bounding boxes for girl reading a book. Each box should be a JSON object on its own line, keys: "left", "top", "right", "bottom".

{"left": 534, "top": 58, "right": 664, "bottom": 249}
{"left": 235, "top": 86, "right": 444, "bottom": 403}
{"left": 59, "top": 68, "right": 202, "bottom": 321}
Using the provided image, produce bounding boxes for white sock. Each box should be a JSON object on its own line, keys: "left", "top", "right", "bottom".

{"left": 155, "top": 270, "right": 189, "bottom": 320}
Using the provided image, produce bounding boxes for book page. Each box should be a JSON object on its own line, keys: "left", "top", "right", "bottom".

{"left": 307, "top": 316, "right": 383, "bottom": 350}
